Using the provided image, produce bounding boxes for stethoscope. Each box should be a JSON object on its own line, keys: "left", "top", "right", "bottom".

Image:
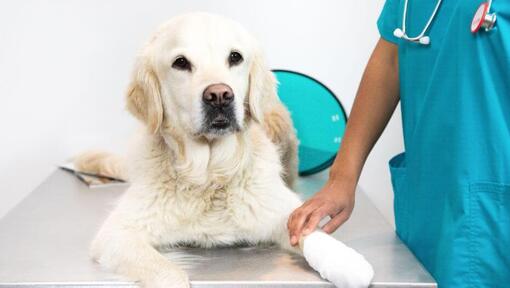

{"left": 393, "top": 0, "right": 497, "bottom": 45}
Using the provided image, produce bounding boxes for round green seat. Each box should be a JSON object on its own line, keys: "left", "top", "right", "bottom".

{"left": 273, "top": 70, "right": 347, "bottom": 175}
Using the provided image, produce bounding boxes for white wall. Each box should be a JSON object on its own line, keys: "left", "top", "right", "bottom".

{"left": 0, "top": 0, "right": 403, "bottom": 224}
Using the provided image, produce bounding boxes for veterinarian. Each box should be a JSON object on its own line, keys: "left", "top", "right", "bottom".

{"left": 288, "top": 0, "right": 510, "bottom": 287}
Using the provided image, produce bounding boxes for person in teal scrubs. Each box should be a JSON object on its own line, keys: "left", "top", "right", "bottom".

{"left": 287, "top": 1, "right": 509, "bottom": 287}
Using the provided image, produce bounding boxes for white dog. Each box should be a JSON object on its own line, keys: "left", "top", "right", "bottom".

{"left": 76, "top": 12, "right": 373, "bottom": 288}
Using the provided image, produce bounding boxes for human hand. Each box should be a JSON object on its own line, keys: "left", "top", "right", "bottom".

{"left": 287, "top": 177, "right": 356, "bottom": 246}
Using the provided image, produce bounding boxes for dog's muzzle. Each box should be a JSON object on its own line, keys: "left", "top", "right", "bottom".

{"left": 201, "top": 83, "right": 239, "bottom": 135}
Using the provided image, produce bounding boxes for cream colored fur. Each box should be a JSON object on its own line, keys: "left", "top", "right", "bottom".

{"left": 76, "top": 13, "right": 302, "bottom": 288}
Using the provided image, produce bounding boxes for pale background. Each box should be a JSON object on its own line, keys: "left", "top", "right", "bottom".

{"left": 0, "top": 0, "right": 403, "bottom": 225}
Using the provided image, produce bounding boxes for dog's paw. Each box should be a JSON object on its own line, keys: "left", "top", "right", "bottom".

{"left": 303, "top": 231, "right": 374, "bottom": 288}
{"left": 144, "top": 268, "right": 190, "bottom": 288}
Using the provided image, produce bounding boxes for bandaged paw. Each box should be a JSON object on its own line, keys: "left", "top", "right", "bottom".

{"left": 302, "top": 231, "right": 374, "bottom": 288}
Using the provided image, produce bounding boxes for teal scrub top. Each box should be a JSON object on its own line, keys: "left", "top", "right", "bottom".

{"left": 378, "top": 0, "right": 510, "bottom": 287}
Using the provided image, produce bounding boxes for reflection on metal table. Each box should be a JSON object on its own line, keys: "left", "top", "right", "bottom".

{"left": 0, "top": 169, "right": 436, "bottom": 287}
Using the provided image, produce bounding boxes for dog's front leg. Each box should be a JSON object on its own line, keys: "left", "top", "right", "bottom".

{"left": 274, "top": 218, "right": 374, "bottom": 288}
{"left": 271, "top": 187, "right": 373, "bottom": 288}
{"left": 90, "top": 220, "right": 189, "bottom": 288}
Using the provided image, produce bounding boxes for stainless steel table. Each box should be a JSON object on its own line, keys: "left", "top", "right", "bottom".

{"left": 0, "top": 169, "right": 436, "bottom": 287}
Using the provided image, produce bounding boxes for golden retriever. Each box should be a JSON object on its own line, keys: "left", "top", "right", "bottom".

{"left": 75, "top": 12, "right": 372, "bottom": 288}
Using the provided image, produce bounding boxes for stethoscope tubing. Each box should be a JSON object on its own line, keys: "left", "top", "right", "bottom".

{"left": 401, "top": 0, "right": 443, "bottom": 41}
{"left": 396, "top": 0, "right": 495, "bottom": 45}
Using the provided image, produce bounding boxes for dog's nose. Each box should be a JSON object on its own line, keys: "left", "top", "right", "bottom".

{"left": 202, "top": 84, "right": 234, "bottom": 107}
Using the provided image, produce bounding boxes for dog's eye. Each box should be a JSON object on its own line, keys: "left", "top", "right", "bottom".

{"left": 172, "top": 56, "right": 192, "bottom": 71}
{"left": 228, "top": 51, "right": 243, "bottom": 67}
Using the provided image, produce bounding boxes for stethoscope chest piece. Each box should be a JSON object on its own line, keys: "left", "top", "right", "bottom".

{"left": 471, "top": 2, "right": 497, "bottom": 33}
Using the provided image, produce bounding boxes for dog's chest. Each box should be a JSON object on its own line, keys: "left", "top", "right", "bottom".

{"left": 173, "top": 178, "right": 240, "bottom": 219}
{"left": 167, "top": 177, "right": 274, "bottom": 241}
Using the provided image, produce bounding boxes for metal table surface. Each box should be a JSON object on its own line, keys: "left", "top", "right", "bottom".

{"left": 0, "top": 169, "right": 436, "bottom": 287}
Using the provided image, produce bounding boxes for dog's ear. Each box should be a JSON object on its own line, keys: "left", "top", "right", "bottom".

{"left": 126, "top": 58, "right": 164, "bottom": 134}
{"left": 247, "top": 49, "right": 279, "bottom": 123}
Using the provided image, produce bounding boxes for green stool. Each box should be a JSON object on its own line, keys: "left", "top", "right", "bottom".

{"left": 273, "top": 70, "right": 347, "bottom": 176}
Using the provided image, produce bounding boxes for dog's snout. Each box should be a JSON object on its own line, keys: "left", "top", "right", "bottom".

{"left": 202, "top": 84, "right": 234, "bottom": 107}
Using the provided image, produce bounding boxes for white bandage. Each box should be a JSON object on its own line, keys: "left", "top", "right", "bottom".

{"left": 302, "top": 231, "right": 374, "bottom": 288}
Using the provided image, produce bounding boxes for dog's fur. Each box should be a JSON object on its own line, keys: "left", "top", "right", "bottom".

{"left": 75, "top": 13, "right": 302, "bottom": 288}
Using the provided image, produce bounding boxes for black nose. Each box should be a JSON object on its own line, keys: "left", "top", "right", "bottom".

{"left": 202, "top": 84, "right": 234, "bottom": 107}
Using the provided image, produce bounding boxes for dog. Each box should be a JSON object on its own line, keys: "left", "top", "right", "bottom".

{"left": 75, "top": 12, "right": 372, "bottom": 288}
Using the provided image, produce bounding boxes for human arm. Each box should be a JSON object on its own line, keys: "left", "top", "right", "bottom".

{"left": 287, "top": 38, "right": 400, "bottom": 246}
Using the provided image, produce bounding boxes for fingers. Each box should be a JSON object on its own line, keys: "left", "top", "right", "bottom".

{"left": 301, "top": 210, "right": 326, "bottom": 236}
{"left": 322, "top": 210, "right": 351, "bottom": 234}
{"left": 287, "top": 203, "right": 315, "bottom": 246}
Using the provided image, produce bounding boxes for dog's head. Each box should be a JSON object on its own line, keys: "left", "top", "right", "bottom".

{"left": 126, "top": 13, "right": 278, "bottom": 140}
